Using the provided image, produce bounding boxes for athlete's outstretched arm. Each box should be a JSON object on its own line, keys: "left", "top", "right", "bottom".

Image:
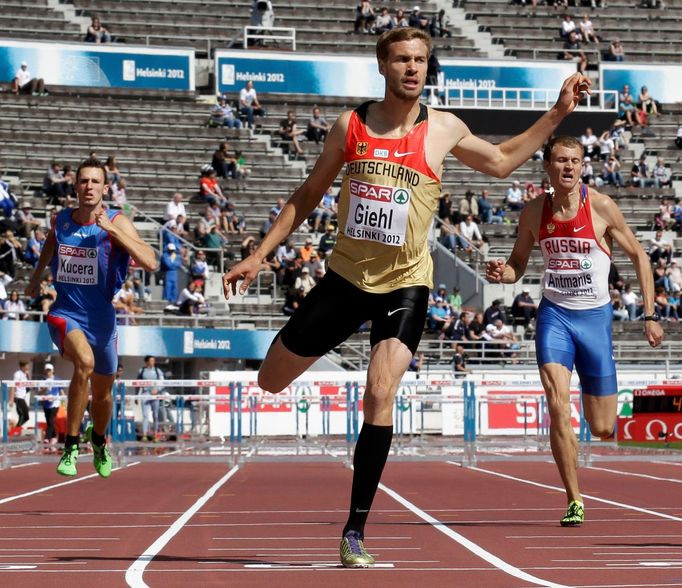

{"left": 25, "top": 227, "right": 56, "bottom": 297}
{"left": 222, "top": 112, "right": 348, "bottom": 299}
{"left": 96, "top": 211, "right": 158, "bottom": 272}
{"left": 451, "top": 73, "right": 591, "bottom": 178}
{"left": 596, "top": 194, "right": 664, "bottom": 347}
{"left": 485, "top": 201, "right": 537, "bottom": 284}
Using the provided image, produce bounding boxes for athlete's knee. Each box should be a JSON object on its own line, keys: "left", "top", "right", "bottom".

{"left": 73, "top": 354, "right": 95, "bottom": 376}
{"left": 588, "top": 416, "right": 615, "bottom": 439}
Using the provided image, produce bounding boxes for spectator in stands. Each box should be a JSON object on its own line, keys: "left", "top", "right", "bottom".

{"left": 428, "top": 297, "right": 449, "bottom": 331}
{"left": 439, "top": 216, "right": 470, "bottom": 252}
{"left": 374, "top": 7, "right": 395, "bottom": 34}
{"left": 283, "top": 285, "right": 306, "bottom": 316}
{"left": 654, "top": 286, "right": 676, "bottom": 320}
{"left": 653, "top": 258, "right": 673, "bottom": 293}
{"left": 239, "top": 80, "right": 266, "bottom": 129}
{"left": 14, "top": 202, "right": 40, "bottom": 238}
{"left": 0, "top": 228, "right": 20, "bottom": 280}
{"left": 210, "top": 97, "right": 242, "bottom": 129}
{"left": 136, "top": 356, "right": 164, "bottom": 441}
{"left": 430, "top": 9, "right": 452, "bottom": 38}
{"left": 511, "top": 288, "right": 537, "bottom": 327}
{"left": 486, "top": 318, "right": 520, "bottom": 362}
{"left": 484, "top": 298, "right": 506, "bottom": 326}
{"left": 275, "top": 237, "right": 297, "bottom": 267}
{"left": 278, "top": 111, "right": 306, "bottom": 157}
{"left": 478, "top": 189, "right": 503, "bottom": 224}
{"left": 30, "top": 278, "right": 56, "bottom": 314}
{"left": 85, "top": 16, "right": 111, "bottom": 43}
{"left": 648, "top": 229, "right": 672, "bottom": 265}
{"left": 177, "top": 281, "right": 206, "bottom": 316}
{"left": 299, "top": 237, "right": 316, "bottom": 262}
{"left": 1, "top": 290, "right": 26, "bottom": 319}
{"left": 224, "top": 201, "right": 246, "bottom": 234}
{"left": 653, "top": 158, "right": 671, "bottom": 189}
{"left": 562, "top": 31, "right": 588, "bottom": 74}
{"left": 190, "top": 249, "right": 210, "bottom": 281}
{"left": 43, "top": 162, "right": 70, "bottom": 205}
{"left": 113, "top": 280, "right": 143, "bottom": 325}
{"left": 318, "top": 224, "right": 337, "bottom": 257}
{"left": 270, "top": 197, "right": 286, "bottom": 218}
{"left": 452, "top": 343, "right": 469, "bottom": 377}
{"left": 611, "top": 290, "right": 629, "bottom": 321}
{"left": 458, "top": 190, "right": 478, "bottom": 222}
{"left": 524, "top": 182, "right": 538, "bottom": 204}
{"left": 601, "top": 155, "right": 623, "bottom": 187}
{"left": 638, "top": 86, "right": 660, "bottom": 118}
{"left": 619, "top": 94, "right": 645, "bottom": 128}
{"left": 676, "top": 125, "right": 682, "bottom": 149}
{"left": 559, "top": 14, "right": 578, "bottom": 39}
{"left": 0, "top": 174, "right": 17, "bottom": 221}
{"left": 164, "top": 192, "right": 186, "bottom": 222}
{"left": 580, "top": 127, "right": 599, "bottom": 159}
{"left": 212, "top": 142, "right": 237, "bottom": 180}
{"left": 621, "top": 283, "right": 639, "bottom": 320}
{"left": 607, "top": 38, "right": 625, "bottom": 61}
{"left": 199, "top": 165, "right": 228, "bottom": 208}
{"left": 446, "top": 287, "right": 463, "bottom": 314}
{"left": 668, "top": 260, "right": 682, "bottom": 293}
{"left": 630, "top": 155, "right": 652, "bottom": 188}
{"left": 408, "top": 6, "right": 429, "bottom": 31}
{"left": 537, "top": 177, "right": 551, "bottom": 199}
{"left": 394, "top": 8, "right": 409, "bottom": 27}
{"left": 159, "top": 243, "right": 183, "bottom": 302}
{"left": 355, "top": 1, "right": 376, "bottom": 33}
{"left": 61, "top": 164, "right": 77, "bottom": 203}
{"left": 581, "top": 156, "right": 594, "bottom": 185}
{"left": 11, "top": 61, "right": 46, "bottom": 96}
{"left": 441, "top": 311, "right": 472, "bottom": 345}
{"left": 506, "top": 180, "right": 524, "bottom": 211}
{"left": 294, "top": 266, "right": 317, "bottom": 295}
{"left": 310, "top": 186, "right": 337, "bottom": 233}
{"left": 459, "top": 214, "right": 483, "bottom": 250}
{"left": 201, "top": 226, "right": 226, "bottom": 266}
{"left": 306, "top": 107, "right": 332, "bottom": 144}
{"left": 304, "top": 250, "right": 324, "bottom": 275}
{"left": 105, "top": 156, "right": 122, "bottom": 187}
{"left": 438, "top": 191, "right": 453, "bottom": 221}
{"left": 578, "top": 13, "right": 598, "bottom": 44}
{"left": 24, "top": 227, "right": 45, "bottom": 268}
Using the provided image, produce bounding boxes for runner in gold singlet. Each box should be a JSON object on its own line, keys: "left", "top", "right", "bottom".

{"left": 224, "top": 27, "right": 591, "bottom": 567}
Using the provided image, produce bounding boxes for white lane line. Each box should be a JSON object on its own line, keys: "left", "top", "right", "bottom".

{"left": 0, "top": 537, "right": 120, "bottom": 541}
{"left": 208, "top": 546, "right": 419, "bottom": 552}
{"left": 244, "top": 563, "right": 396, "bottom": 569}
{"left": 449, "top": 462, "right": 682, "bottom": 523}
{"left": 587, "top": 466, "right": 682, "bottom": 484}
{"left": 508, "top": 534, "right": 682, "bottom": 539}
{"left": 0, "top": 548, "right": 100, "bottom": 552}
{"left": 0, "top": 462, "right": 140, "bottom": 506}
{"left": 212, "top": 535, "right": 411, "bottom": 540}
{"left": 378, "top": 481, "right": 570, "bottom": 588}
{"left": 125, "top": 465, "right": 239, "bottom": 588}
{"left": 10, "top": 462, "right": 40, "bottom": 469}
{"left": 157, "top": 446, "right": 194, "bottom": 458}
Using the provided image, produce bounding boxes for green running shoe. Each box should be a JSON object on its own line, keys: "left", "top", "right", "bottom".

{"left": 560, "top": 500, "right": 585, "bottom": 527}
{"left": 340, "top": 531, "right": 375, "bottom": 568}
{"left": 85, "top": 425, "right": 113, "bottom": 478}
{"left": 56, "top": 446, "right": 79, "bottom": 477}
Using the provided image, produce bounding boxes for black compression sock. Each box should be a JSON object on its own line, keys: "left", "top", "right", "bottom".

{"left": 342, "top": 423, "right": 393, "bottom": 538}
{"left": 91, "top": 430, "right": 106, "bottom": 447}
{"left": 64, "top": 435, "right": 79, "bottom": 450}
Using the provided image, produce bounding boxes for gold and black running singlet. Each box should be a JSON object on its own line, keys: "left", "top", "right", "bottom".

{"left": 328, "top": 101, "right": 442, "bottom": 293}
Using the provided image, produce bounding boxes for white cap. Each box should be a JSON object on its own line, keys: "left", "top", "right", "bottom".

{"left": 167, "top": 243, "right": 176, "bottom": 251}
{"left": 44, "top": 363, "right": 54, "bottom": 371}
{"left": 413, "top": 6, "right": 420, "bottom": 11}
{"left": 21, "top": 61, "right": 27, "bottom": 67}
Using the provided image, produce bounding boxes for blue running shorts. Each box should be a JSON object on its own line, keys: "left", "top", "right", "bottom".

{"left": 535, "top": 297, "right": 617, "bottom": 396}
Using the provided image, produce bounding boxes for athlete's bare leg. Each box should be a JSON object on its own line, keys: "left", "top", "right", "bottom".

{"left": 63, "top": 330, "right": 95, "bottom": 437}
{"left": 582, "top": 393, "right": 617, "bottom": 439}
{"left": 90, "top": 373, "right": 116, "bottom": 437}
{"left": 363, "top": 338, "right": 413, "bottom": 424}
{"left": 540, "top": 363, "right": 581, "bottom": 503}
{"left": 257, "top": 336, "right": 320, "bottom": 393}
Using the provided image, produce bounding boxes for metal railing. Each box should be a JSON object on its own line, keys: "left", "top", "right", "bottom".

{"left": 424, "top": 86, "right": 618, "bottom": 112}
{"left": 243, "top": 26, "right": 296, "bottom": 51}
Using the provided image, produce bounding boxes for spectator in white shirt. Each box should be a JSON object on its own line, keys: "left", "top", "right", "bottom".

{"left": 506, "top": 180, "right": 524, "bottom": 211}
{"left": 459, "top": 214, "right": 483, "bottom": 249}
{"left": 621, "top": 283, "right": 640, "bottom": 320}
{"left": 10, "top": 360, "right": 31, "bottom": 428}
{"left": 580, "top": 127, "right": 599, "bottom": 159}
{"left": 560, "top": 14, "right": 578, "bottom": 39}
{"left": 294, "top": 266, "right": 317, "bottom": 295}
{"left": 164, "top": 192, "right": 186, "bottom": 222}
{"left": 239, "top": 80, "right": 266, "bottom": 128}
{"left": 177, "top": 281, "right": 206, "bottom": 316}
{"left": 578, "top": 14, "right": 598, "bottom": 43}
{"left": 653, "top": 157, "right": 671, "bottom": 188}
{"left": 11, "top": 61, "right": 46, "bottom": 95}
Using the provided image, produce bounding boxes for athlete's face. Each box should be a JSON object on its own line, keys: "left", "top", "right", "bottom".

{"left": 379, "top": 39, "right": 428, "bottom": 101}
{"left": 76, "top": 167, "right": 109, "bottom": 208}
{"left": 544, "top": 145, "right": 583, "bottom": 193}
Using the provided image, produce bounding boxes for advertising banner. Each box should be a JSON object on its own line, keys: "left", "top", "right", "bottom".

{"left": 0, "top": 38, "right": 195, "bottom": 91}
{"left": 214, "top": 50, "right": 576, "bottom": 98}
{"left": 600, "top": 63, "right": 682, "bottom": 105}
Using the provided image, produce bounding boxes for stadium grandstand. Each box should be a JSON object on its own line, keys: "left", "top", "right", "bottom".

{"left": 1, "top": 1, "right": 682, "bottom": 584}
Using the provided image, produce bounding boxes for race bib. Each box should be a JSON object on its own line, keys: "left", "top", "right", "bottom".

{"left": 56, "top": 244, "right": 98, "bottom": 286}
{"left": 344, "top": 178, "right": 410, "bottom": 246}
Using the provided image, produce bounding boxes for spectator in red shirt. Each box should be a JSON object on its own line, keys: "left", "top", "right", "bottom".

{"left": 199, "top": 165, "right": 227, "bottom": 208}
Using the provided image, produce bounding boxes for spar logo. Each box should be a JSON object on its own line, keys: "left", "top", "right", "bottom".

{"left": 58, "top": 244, "right": 92, "bottom": 258}
{"left": 548, "top": 258, "right": 579, "bottom": 271}
{"left": 349, "top": 178, "right": 410, "bottom": 204}
{"left": 580, "top": 257, "right": 593, "bottom": 270}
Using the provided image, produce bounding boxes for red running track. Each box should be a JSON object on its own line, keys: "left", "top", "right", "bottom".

{"left": 1, "top": 457, "right": 682, "bottom": 587}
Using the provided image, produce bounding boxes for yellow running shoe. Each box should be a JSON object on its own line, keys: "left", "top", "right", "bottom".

{"left": 560, "top": 500, "right": 585, "bottom": 527}
{"left": 340, "top": 531, "right": 375, "bottom": 568}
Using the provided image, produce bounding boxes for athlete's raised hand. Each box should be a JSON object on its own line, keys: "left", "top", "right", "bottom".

{"left": 485, "top": 258, "right": 506, "bottom": 283}
{"left": 222, "top": 256, "right": 263, "bottom": 300}
{"left": 94, "top": 209, "right": 115, "bottom": 232}
{"left": 554, "top": 72, "right": 592, "bottom": 117}
{"left": 644, "top": 320, "right": 664, "bottom": 348}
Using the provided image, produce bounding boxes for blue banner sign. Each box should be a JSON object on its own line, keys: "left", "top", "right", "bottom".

{"left": 215, "top": 50, "right": 576, "bottom": 98}
{"left": 600, "top": 63, "right": 681, "bottom": 105}
{"left": 0, "top": 322, "right": 275, "bottom": 359}
{"left": 0, "top": 38, "right": 195, "bottom": 91}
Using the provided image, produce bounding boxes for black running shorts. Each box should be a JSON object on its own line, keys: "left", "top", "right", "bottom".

{"left": 278, "top": 270, "right": 429, "bottom": 357}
